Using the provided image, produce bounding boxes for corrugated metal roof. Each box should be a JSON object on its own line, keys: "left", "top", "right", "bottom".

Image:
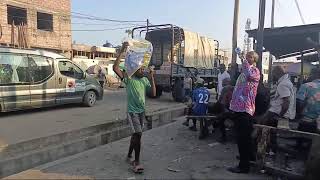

{"left": 246, "top": 23, "right": 320, "bottom": 58}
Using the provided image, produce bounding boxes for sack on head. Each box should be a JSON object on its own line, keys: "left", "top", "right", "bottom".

{"left": 124, "top": 38, "right": 153, "bottom": 78}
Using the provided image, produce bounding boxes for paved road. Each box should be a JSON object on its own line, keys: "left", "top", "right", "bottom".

{"left": 0, "top": 89, "right": 184, "bottom": 145}
{"left": 7, "top": 117, "right": 269, "bottom": 179}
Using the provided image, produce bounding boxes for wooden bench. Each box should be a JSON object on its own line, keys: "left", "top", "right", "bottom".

{"left": 186, "top": 115, "right": 233, "bottom": 139}
{"left": 254, "top": 123, "right": 319, "bottom": 179}
{"left": 186, "top": 115, "right": 320, "bottom": 179}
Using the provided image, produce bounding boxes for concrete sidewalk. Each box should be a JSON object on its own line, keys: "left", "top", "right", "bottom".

{"left": 8, "top": 117, "right": 270, "bottom": 179}
{"left": 0, "top": 90, "right": 188, "bottom": 178}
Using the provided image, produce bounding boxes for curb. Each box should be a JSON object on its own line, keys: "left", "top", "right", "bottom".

{"left": 0, "top": 105, "right": 186, "bottom": 178}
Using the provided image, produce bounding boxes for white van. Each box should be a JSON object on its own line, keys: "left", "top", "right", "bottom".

{"left": 0, "top": 47, "right": 104, "bottom": 112}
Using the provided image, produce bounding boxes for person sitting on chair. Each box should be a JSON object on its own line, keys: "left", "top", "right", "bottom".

{"left": 183, "top": 78, "right": 210, "bottom": 139}
{"left": 209, "top": 78, "right": 234, "bottom": 143}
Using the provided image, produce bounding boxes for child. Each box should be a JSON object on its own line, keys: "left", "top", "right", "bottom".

{"left": 185, "top": 78, "right": 210, "bottom": 139}
{"left": 113, "top": 42, "right": 156, "bottom": 173}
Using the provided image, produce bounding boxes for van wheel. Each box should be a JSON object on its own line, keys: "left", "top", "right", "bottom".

{"left": 83, "top": 91, "right": 97, "bottom": 107}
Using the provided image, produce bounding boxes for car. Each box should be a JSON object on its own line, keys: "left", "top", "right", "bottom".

{"left": 0, "top": 47, "right": 103, "bottom": 112}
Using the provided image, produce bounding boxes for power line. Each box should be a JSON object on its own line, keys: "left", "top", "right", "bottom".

{"left": 3, "top": 13, "right": 142, "bottom": 32}
{"left": 71, "top": 26, "right": 139, "bottom": 32}
{"left": 5, "top": 2, "right": 147, "bottom": 24}
{"left": 5, "top": 0, "right": 136, "bottom": 24}
{"left": 71, "top": 22, "right": 143, "bottom": 26}
{"left": 71, "top": 12, "right": 146, "bottom": 23}
{"left": 1, "top": 24, "right": 139, "bottom": 32}
{"left": 3, "top": 5, "right": 149, "bottom": 32}
{"left": 8, "top": 14, "right": 145, "bottom": 27}
{"left": 294, "top": 0, "right": 306, "bottom": 24}
{"left": 7, "top": 13, "right": 147, "bottom": 28}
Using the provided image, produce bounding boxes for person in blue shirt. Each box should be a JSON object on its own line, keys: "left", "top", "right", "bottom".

{"left": 186, "top": 78, "right": 211, "bottom": 139}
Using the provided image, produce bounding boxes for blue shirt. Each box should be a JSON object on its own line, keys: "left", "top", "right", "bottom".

{"left": 192, "top": 87, "right": 210, "bottom": 115}
{"left": 296, "top": 79, "right": 320, "bottom": 119}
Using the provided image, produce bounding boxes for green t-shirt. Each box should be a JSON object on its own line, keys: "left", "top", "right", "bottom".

{"left": 124, "top": 77, "right": 151, "bottom": 113}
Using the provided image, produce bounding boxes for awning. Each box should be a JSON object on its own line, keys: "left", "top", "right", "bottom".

{"left": 246, "top": 23, "right": 320, "bottom": 58}
{"left": 296, "top": 53, "right": 319, "bottom": 62}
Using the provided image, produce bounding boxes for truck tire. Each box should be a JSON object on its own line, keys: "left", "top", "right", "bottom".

{"left": 83, "top": 91, "right": 97, "bottom": 107}
{"left": 172, "top": 78, "right": 184, "bottom": 102}
{"left": 172, "top": 90, "right": 176, "bottom": 99}
{"left": 156, "top": 85, "right": 163, "bottom": 97}
{"left": 147, "top": 86, "right": 162, "bottom": 98}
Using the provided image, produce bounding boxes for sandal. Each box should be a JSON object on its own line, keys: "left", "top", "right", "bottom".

{"left": 132, "top": 161, "right": 144, "bottom": 174}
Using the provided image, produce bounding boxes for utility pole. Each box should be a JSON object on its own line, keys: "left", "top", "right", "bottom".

{"left": 256, "top": 0, "right": 266, "bottom": 77}
{"left": 294, "top": 0, "right": 306, "bottom": 25}
{"left": 231, "top": 0, "right": 240, "bottom": 83}
{"left": 243, "top": 18, "right": 252, "bottom": 54}
{"left": 268, "top": 0, "right": 275, "bottom": 85}
{"left": 271, "top": 0, "right": 275, "bottom": 28}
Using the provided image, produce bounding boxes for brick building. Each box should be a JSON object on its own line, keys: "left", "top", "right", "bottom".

{"left": 0, "top": 0, "right": 72, "bottom": 56}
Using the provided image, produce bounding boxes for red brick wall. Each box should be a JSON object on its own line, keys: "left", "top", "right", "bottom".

{"left": 0, "top": 0, "right": 71, "bottom": 52}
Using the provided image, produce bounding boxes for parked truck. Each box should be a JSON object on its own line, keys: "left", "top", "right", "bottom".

{"left": 132, "top": 24, "right": 220, "bottom": 102}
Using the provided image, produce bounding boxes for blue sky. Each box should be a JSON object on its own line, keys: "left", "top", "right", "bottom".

{"left": 71, "top": 0, "right": 320, "bottom": 49}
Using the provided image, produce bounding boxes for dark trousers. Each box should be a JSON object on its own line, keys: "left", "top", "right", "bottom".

{"left": 214, "top": 111, "right": 234, "bottom": 139}
{"left": 199, "top": 118, "right": 209, "bottom": 137}
{"left": 190, "top": 118, "right": 209, "bottom": 137}
{"left": 209, "top": 102, "right": 234, "bottom": 140}
{"left": 264, "top": 112, "right": 279, "bottom": 152}
{"left": 297, "top": 120, "right": 317, "bottom": 151}
{"left": 99, "top": 81, "right": 104, "bottom": 88}
{"left": 185, "top": 89, "right": 191, "bottom": 97}
{"left": 234, "top": 112, "right": 254, "bottom": 171}
{"left": 217, "top": 118, "right": 226, "bottom": 138}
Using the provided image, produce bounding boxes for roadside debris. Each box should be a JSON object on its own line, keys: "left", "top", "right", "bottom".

{"left": 167, "top": 167, "right": 182, "bottom": 172}
{"left": 208, "top": 142, "right": 221, "bottom": 147}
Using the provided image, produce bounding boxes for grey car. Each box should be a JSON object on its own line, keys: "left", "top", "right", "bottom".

{"left": 0, "top": 47, "right": 103, "bottom": 112}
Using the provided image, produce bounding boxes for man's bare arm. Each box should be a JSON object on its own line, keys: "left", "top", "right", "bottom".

{"left": 113, "top": 42, "right": 128, "bottom": 79}
{"left": 149, "top": 68, "right": 156, "bottom": 97}
{"left": 279, "top": 97, "right": 290, "bottom": 117}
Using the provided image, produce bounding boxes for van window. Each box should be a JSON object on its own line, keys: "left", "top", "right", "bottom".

{"left": 29, "top": 56, "right": 54, "bottom": 83}
{"left": 0, "top": 53, "right": 30, "bottom": 85}
{"left": 58, "top": 61, "right": 83, "bottom": 79}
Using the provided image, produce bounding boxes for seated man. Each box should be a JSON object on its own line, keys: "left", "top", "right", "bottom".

{"left": 255, "top": 82, "right": 270, "bottom": 117}
{"left": 209, "top": 78, "right": 234, "bottom": 143}
{"left": 183, "top": 78, "right": 210, "bottom": 139}
{"left": 296, "top": 68, "right": 320, "bottom": 150}
{"left": 258, "top": 66, "right": 296, "bottom": 154}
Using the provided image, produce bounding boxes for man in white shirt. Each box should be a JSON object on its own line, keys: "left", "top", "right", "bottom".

{"left": 269, "top": 66, "right": 296, "bottom": 120}
{"left": 184, "top": 73, "right": 193, "bottom": 101}
{"left": 260, "top": 66, "right": 296, "bottom": 153}
{"left": 217, "top": 64, "right": 230, "bottom": 99}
